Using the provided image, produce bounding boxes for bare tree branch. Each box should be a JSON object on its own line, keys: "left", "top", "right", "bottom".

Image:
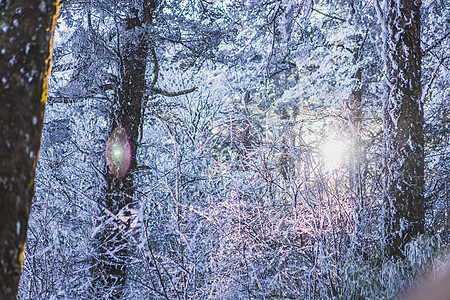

{"left": 152, "top": 86, "right": 197, "bottom": 97}
{"left": 423, "top": 31, "right": 450, "bottom": 54}
{"left": 151, "top": 46, "right": 159, "bottom": 85}
{"left": 311, "top": 8, "right": 346, "bottom": 23}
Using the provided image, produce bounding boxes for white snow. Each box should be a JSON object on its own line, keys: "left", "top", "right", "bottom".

{"left": 9, "top": 55, "right": 16, "bottom": 66}
{"left": 39, "top": 1, "right": 46, "bottom": 13}
{"left": 16, "top": 222, "right": 20, "bottom": 235}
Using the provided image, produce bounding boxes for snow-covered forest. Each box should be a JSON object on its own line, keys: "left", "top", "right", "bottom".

{"left": 0, "top": 0, "right": 449, "bottom": 299}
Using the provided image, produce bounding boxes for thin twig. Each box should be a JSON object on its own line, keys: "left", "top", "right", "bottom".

{"left": 311, "top": 8, "right": 346, "bottom": 22}
{"left": 423, "top": 31, "right": 450, "bottom": 54}
{"left": 421, "top": 55, "right": 449, "bottom": 104}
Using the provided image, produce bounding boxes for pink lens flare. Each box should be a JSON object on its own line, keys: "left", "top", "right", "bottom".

{"left": 105, "top": 124, "right": 132, "bottom": 179}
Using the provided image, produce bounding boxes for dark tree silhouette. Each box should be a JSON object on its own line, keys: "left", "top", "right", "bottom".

{"left": 91, "top": 1, "right": 154, "bottom": 298}
{"left": 0, "top": 0, "right": 60, "bottom": 298}
{"left": 92, "top": 1, "right": 196, "bottom": 298}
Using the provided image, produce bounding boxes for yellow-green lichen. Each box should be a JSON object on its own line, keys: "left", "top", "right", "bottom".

{"left": 40, "top": 0, "right": 61, "bottom": 104}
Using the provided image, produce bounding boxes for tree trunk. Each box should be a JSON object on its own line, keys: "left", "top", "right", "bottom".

{"left": 91, "top": 1, "right": 155, "bottom": 298}
{"left": 0, "top": 1, "right": 59, "bottom": 298}
{"left": 380, "top": 0, "right": 424, "bottom": 258}
{"left": 349, "top": 66, "right": 366, "bottom": 255}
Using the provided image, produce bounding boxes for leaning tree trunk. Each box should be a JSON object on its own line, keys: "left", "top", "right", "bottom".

{"left": 380, "top": 0, "right": 424, "bottom": 258}
{"left": 91, "top": 1, "right": 155, "bottom": 298}
{"left": 0, "top": 1, "right": 59, "bottom": 299}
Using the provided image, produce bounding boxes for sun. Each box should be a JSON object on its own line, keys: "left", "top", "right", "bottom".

{"left": 320, "top": 139, "right": 346, "bottom": 172}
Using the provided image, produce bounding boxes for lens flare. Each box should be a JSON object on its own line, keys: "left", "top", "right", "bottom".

{"left": 105, "top": 125, "right": 132, "bottom": 179}
{"left": 111, "top": 144, "right": 123, "bottom": 161}
{"left": 320, "top": 139, "right": 346, "bottom": 172}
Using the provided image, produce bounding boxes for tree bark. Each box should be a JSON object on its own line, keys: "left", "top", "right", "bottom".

{"left": 91, "top": 1, "right": 155, "bottom": 298}
{"left": 380, "top": 0, "right": 424, "bottom": 258}
{"left": 0, "top": 0, "right": 59, "bottom": 298}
